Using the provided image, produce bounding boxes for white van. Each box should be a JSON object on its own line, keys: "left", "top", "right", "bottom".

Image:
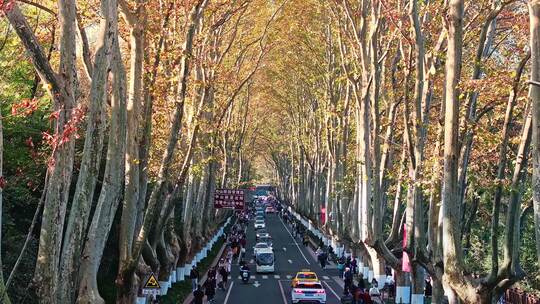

{"left": 255, "top": 248, "right": 275, "bottom": 273}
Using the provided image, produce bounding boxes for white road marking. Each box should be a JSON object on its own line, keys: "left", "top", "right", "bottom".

{"left": 331, "top": 276, "right": 345, "bottom": 288}
{"left": 279, "top": 216, "right": 310, "bottom": 265}
{"left": 288, "top": 259, "right": 293, "bottom": 264}
{"left": 224, "top": 281, "right": 234, "bottom": 304}
{"left": 262, "top": 275, "right": 268, "bottom": 279}
{"left": 237, "top": 275, "right": 242, "bottom": 280}
{"left": 274, "top": 275, "right": 280, "bottom": 279}
{"left": 286, "top": 275, "right": 292, "bottom": 279}
{"left": 277, "top": 280, "right": 289, "bottom": 304}
{"left": 323, "top": 281, "right": 341, "bottom": 299}
{"left": 283, "top": 247, "right": 287, "bottom": 252}
{"left": 253, "top": 280, "right": 261, "bottom": 287}
{"left": 323, "top": 276, "right": 330, "bottom": 280}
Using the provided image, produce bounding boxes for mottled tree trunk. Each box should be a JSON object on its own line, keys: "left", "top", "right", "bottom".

{"left": 0, "top": 111, "right": 11, "bottom": 304}
{"left": 530, "top": 0, "right": 540, "bottom": 273}
{"left": 58, "top": 0, "right": 116, "bottom": 300}
{"left": 119, "top": 0, "right": 146, "bottom": 288}
{"left": 116, "top": 1, "right": 208, "bottom": 301}
{"left": 4, "top": 1, "right": 79, "bottom": 301}
{"left": 78, "top": 29, "right": 127, "bottom": 303}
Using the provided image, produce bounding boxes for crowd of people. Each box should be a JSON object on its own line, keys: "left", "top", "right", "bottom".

{"left": 191, "top": 219, "right": 248, "bottom": 304}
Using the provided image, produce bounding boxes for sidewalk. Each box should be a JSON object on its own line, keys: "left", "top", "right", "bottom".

{"left": 182, "top": 240, "right": 228, "bottom": 304}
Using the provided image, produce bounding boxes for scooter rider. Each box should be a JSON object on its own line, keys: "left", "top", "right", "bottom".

{"left": 240, "top": 260, "right": 250, "bottom": 282}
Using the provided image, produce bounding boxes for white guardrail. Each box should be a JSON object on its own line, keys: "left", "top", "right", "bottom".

{"left": 285, "top": 205, "right": 415, "bottom": 303}
{"left": 137, "top": 216, "right": 232, "bottom": 303}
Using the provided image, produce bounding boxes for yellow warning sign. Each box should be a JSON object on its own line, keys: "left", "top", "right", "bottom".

{"left": 144, "top": 273, "right": 161, "bottom": 289}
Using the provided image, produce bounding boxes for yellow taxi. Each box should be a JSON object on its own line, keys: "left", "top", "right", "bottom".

{"left": 291, "top": 269, "right": 319, "bottom": 287}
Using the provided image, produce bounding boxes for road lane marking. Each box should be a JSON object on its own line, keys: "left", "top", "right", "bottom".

{"left": 262, "top": 275, "right": 268, "bottom": 279}
{"left": 323, "top": 281, "right": 341, "bottom": 299}
{"left": 279, "top": 215, "right": 310, "bottom": 265}
{"left": 288, "top": 259, "right": 293, "bottom": 264}
{"left": 253, "top": 280, "right": 261, "bottom": 287}
{"left": 283, "top": 247, "right": 287, "bottom": 252}
{"left": 274, "top": 275, "right": 280, "bottom": 279}
{"left": 331, "top": 276, "right": 345, "bottom": 288}
{"left": 286, "top": 275, "right": 292, "bottom": 279}
{"left": 278, "top": 280, "right": 289, "bottom": 304}
{"left": 237, "top": 275, "right": 242, "bottom": 280}
{"left": 224, "top": 281, "right": 234, "bottom": 304}
{"left": 323, "top": 276, "right": 330, "bottom": 280}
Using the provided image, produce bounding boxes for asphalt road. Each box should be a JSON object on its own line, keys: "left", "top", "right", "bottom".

{"left": 212, "top": 212, "right": 345, "bottom": 304}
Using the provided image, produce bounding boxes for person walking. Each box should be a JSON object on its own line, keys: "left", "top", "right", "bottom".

{"left": 344, "top": 267, "right": 353, "bottom": 294}
{"left": 219, "top": 264, "right": 228, "bottom": 290}
{"left": 351, "top": 257, "right": 358, "bottom": 275}
{"left": 316, "top": 247, "right": 327, "bottom": 269}
{"left": 204, "top": 277, "right": 216, "bottom": 303}
{"left": 190, "top": 266, "right": 199, "bottom": 291}
{"left": 207, "top": 266, "right": 217, "bottom": 280}
{"left": 192, "top": 285, "right": 205, "bottom": 304}
{"left": 369, "top": 280, "right": 382, "bottom": 304}
{"left": 337, "top": 256, "right": 346, "bottom": 278}
{"left": 425, "top": 277, "right": 433, "bottom": 299}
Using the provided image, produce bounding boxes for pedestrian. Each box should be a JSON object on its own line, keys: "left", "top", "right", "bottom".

{"left": 369, "top": 281, "right": 382, "bottom": 304}
{"left": 192, "top": 285, "right": 205, "bottom": 304}
{"left": 315, "top": 247, "right": 326, "bottom": 269}
{"left": 356, "top": 287, "right": 372, "bottom": 304}
{"left": 351, "top": 257, "right": 358, "bottom": 275}
{"left": 240, "top": 236, "right": 247, "bottom": 248}
{"left": 219, "top": 265, "right": 228, "bottom": 290}
{"left": 303, "top": 233, "right": 309, "bottom": 247}
{"left": 321, "top": 250, "right": 327, "bottom": 269}
{"left": 225, "top": 257, "right": 232, "bottom": 273}
{"left": 357, "top": 273, "right": 366, "bottom": 291}
{"left": 208, "top": 266, "right": 217, "bottom": 280}
{"left": 190, "top": 266, "right": 199, "bottom": 291}
{"left": 226, "top": 248, "right": 233, "bottom": 263}
{"left": 387, "top": 274, "right": 396, "bottom": 298}
{"left": 425, "top": 277, "right": 433, "bottom": 298}
{"left": 337, "top": 256, "right": 346, "bottom": 278}
{"left": 344, "top": 267, "right": 353, "bottom": 294}
{"left": 232, "top": 245, "right": 239, "bottom": 260}
{"left": 204, "top": 277, "right": 216, "bottom": 303}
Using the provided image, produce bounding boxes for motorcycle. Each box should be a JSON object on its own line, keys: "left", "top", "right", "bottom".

{"left": 241, "top": 269, "right": 250, "bottom": 284}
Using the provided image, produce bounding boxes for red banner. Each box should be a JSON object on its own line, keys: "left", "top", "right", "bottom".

{"left": 402, "top": 224, "right": 411, "bottom": 272}
{"left": 214, "top": 189, "right": 245, "bottom": 210}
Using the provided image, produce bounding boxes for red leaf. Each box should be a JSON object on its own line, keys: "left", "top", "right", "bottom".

{"left": 0, "top": 176, "right": 5, "bottom": 189}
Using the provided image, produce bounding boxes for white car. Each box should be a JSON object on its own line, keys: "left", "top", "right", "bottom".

{"left": 253, "top": 242, "right": 271, "bottom": 256}
{"left": 291, "top": 281, "right": 326, "bottom": 304}
{"left": 256, "top": 231, "right": 270, "bottom": 240}
{"left": 254, "top": 220, "right": 265, "bottom": 229}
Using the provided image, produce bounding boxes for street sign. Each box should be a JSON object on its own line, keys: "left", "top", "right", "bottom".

{"left": 141, "top": 273, "right": 161, "bottom": 295}
{"left": 214, "top": 188, "right": 245, "bottom": 209}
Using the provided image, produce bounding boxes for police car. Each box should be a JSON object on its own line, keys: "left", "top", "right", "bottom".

{"left": 291, "top": 280, "right": 326, "bottom": 304}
